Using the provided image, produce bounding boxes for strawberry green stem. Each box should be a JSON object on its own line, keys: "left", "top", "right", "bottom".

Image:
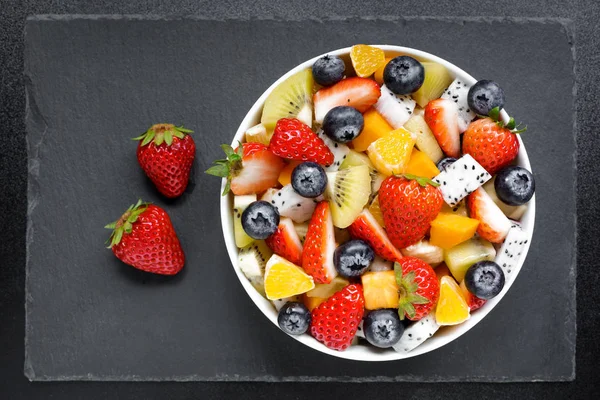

{"left": 104, "top": 199, "right": 149, "bottom": 248}
{"left": 132, "top": 123, "right": 193, "bottom": 147}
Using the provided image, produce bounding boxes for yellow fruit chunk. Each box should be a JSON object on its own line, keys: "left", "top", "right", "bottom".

{"left": 306, "top": 276, "right": 349, "bottom": 298}
{"left": 404, "top": 149, "right": 440, "bottom": 179}
{"left": 441, "top": 201, "right": 468, "bottom": 217}
{"left": 350, "top": 45, "right": 386, "bottom": 78}
{"left": 361, "top": 270, "right": 399, "bottom": 310}
{"left": 245, "top": 123, "right": 271, "bottom": 145}
{"left": 368, "top": 196, "right": 385, "bottom": 228}
{"left": 374, "top": 57, "right": 393, "bottom": 85}
{"left": 302, "top": 294, "right": 327, "bottom": 311}
{"left": 278, "top": 160, "right": 302, "bottom": 187}
{"left": 429, "top": 213, "right": 479, "bottom": 250}
{"left": 264, "top": 254, "right": 315, "bottom": 300}
{"left": 352, "top": 108, "right": 393, "bottom": 152}
{"left": 436, "top": 276, "right": 470, "bottom": 325}
{"left": 367, "top": 128, "right": 416, "bottom": 176}
{"left": 444, "top": 237, "right": 496, "bottom": 283}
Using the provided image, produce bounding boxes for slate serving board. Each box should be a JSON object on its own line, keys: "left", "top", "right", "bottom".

{"left": 25, "top": 16, "right": 575, "bottom": 381}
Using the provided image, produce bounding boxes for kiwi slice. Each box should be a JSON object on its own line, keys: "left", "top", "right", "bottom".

{"left": 412, "top": 62, "right": 453, "bottom": 108}
{"left": 339, "top": 149, "right": 375, "bottom": 170}
{"left": 261, "top": 68, "right": 314, "bottom": 132}
{"left": 325, "top": 165, "right": 372, "bottom": 228}
{"left": 234, "top": 195, "right": 257, "bottom": 248}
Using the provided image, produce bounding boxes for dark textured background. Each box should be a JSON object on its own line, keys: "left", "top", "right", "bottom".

{"left": 23, "top": 17, "right": 575, "bottom": 382}
{"left": 1, "top": 0, "right": 599, "bottom": 398}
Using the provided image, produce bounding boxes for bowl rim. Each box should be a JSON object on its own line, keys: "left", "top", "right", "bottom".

{"left": 219, "top": 45, "right": 536, "bottom": 361}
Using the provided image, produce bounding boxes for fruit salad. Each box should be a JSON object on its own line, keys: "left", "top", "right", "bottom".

{"left": 207, "top": 45, "right": 535, "bottom": 354}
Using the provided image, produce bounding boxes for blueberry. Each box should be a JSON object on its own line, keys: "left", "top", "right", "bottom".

{"left": 312, "top": 55, "right": 345, "bottom": 87}
{"left": 277, "top": 302, "right": 311, "bottom": 335}
{"left": 241, "top": 200, "right": 279, "bottom": 240}
{"left": 333, "top": 239, "right": 375, "bottom": 278}
{"left": 494, "top": 166, "right": 535, "bottom": 206}
{"left": 464, "top": 261, "right": 505, "bottom": 300}
{"left": 467, "top": 80, "right": 505, "bottom": 116}
{"left": 383, "top": 56, "right": 425, "bottom": 95}
{"left": 322, "top": 106, "right": 364, "bottom": 143}
{"left": 437, "top": 157, "right": 457, "bottom": 172}
{"left": 363, "top": 309, "right": 404, "bottom": 348}
{"left": 291, "top": 162, "right": 327, "bottom": 198}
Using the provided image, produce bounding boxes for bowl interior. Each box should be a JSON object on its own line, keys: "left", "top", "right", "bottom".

{"left": 219, "top": 45, "right": 535, "bottom": 361}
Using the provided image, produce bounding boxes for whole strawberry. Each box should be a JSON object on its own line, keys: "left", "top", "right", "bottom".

{"left": 206, "top": 142, "right": 285, "bottom": 195}
{"left": 134, "top": 124, "right": 196, "bottom": 198}
{"left": 269, "top": 118, "right": 334, "bottom": 166}
{"left": 462, "top": 107, "right": 526, "bottom": 175}
{"left": 395, "top": 257, "right": 439, "bottom": 321}
{"left": 379, "top": 174, "right": 443, "bottom": 250}
{"left": 105, "top": 200, "right": 185, "bottom": 275}
{"left": 310, "top": 284, "right": 365, "bottom": 351}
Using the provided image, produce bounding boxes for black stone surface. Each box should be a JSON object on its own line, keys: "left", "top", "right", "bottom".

{"left": 1, "top": 1, "right": 599, "bottom": 398}
{"left": 24, "top": 16, "right": 574, "bottom": 382}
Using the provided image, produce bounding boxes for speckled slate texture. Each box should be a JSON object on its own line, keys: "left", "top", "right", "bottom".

{"left": 23, "top": 16, "right": 575, "bottom": 382}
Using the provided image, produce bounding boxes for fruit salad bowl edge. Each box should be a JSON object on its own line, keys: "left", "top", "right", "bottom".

{"left": 219, "top": 45, "right": 536, "bottom": 362}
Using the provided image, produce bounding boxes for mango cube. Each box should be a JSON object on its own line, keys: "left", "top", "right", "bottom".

{"left": 404, "top": 149, "right": 441, "bottom": 179}
{"left": 361, "top": 270, "right": 399, "bottom": 310}
{"left": 352, "top": 108, "right": 393, "bottom": 152}
{"left": 429, "top": 213, "right": 479, "bottom": 250}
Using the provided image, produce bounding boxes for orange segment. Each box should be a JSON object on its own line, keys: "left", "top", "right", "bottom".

{"left": 368, "top": 196, "right": 385, "bottom": 228}
{"left": 264, "top": 254, "right": 315, "bottom": 300}
{"left": 436, "top": 276, "right": 470, "bottom": 325}
{"left": 350, "top": 45, "right": 386, "bottom": 78}
{"left": 361, "top": 270, "right": 399, "bottom": 310}
{"left": 374, "top": 57, "right": 393, "bottom": 85}
{"left": 367, "top": 128, "right": 416, "bottom": 176}
{"left": 429, "top": 213, "right": 480, "bottom": 250}
{"left": 352, "top": 108, "right": 393, "bottom": 152}
{"left": 404, "top": 149, "right": 440, "bottom": 179}
{"left": 278, "top": 160, "right": 302, "bottom": 187}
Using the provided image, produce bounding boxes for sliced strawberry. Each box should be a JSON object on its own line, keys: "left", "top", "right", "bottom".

{"left": 268, "top": 118, "right": 334, "bottom": 166}
{"left": 466, "top": 187, "right": 511, "bottom": 243}
{"left": 347, "top": 209, "right": 403, "bottom": 262}
{"left": 302, "top": 201, "right": 337, "bottom": 284}
{"left": 206, "top": 142, "right": 285, "bottom": 196}
{"left": 313, "top": 77, "right": 381, "bottom": 123}
{"left": 424, "top": 98, "right": 460, "bottom": 158}
{"left": 265, "top": 217, "right": 303, "bottom": 265}
{"left": 230, "top": 143, "right": 285, "bottom": 195}
{"left": 310, "top": 283, "right": 365, "bottom": 351}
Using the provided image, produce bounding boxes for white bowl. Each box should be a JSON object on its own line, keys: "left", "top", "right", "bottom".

{"left": 219, "top": 45, "right": 535, "bottom": 361}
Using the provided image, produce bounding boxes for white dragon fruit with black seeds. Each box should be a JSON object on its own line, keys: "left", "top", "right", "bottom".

{"left": 495, "top": 222, "right": 529, "bottom": 281}
{"left": 392, "top": 311, "right": 440, "bottom": 353}
{"left": 316, "top": 128, "right": 350, "bottom": 172}
{"left": 272, "top": 295, "right": 300, "bottom": 311}
{"left": 271, "top": 184, "right": 323, "bottom": 223}
{"left": 374, "top": 85, "right": 416, "bottom": 129}
{"left": 356, "top": 320, "right": 365, "bottom": 339}
{"left": 441, "top": 78, "right": 476, "bottom": 132}
{"left": 433, "top": 154, "right": 492, "bottom": 207}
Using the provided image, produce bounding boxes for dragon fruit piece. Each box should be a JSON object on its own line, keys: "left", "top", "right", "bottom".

{"left": 356, "top": 320, "right": 366, "bottom": 339}
{"left": 441, "top": 78, "right": 476, "bottom": 132}
{"left": 495, "top": 222, "right": 530, "bottom": 282}
{"left": 271, "top": 184, "right": 322, "bottom": 223}
{"left": 374, "top": 85, "right": 416, "bottom": 129}
{"left": 272, "top": 295, "right": 300, "bottom": 311}
{"left": 392, "top": 311, "right": 440, "bottom": 353}
{"left": 368, "top": 255, "right": 393, "bottom": 272}
{"left": 315, "top": 128, "right": 350, "bottom": 172}
{"left": 260, "top": 188, "right": 279, "bottom": 203}
{"left": 433, "top": 154, "right": 492, "bottom": 207}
